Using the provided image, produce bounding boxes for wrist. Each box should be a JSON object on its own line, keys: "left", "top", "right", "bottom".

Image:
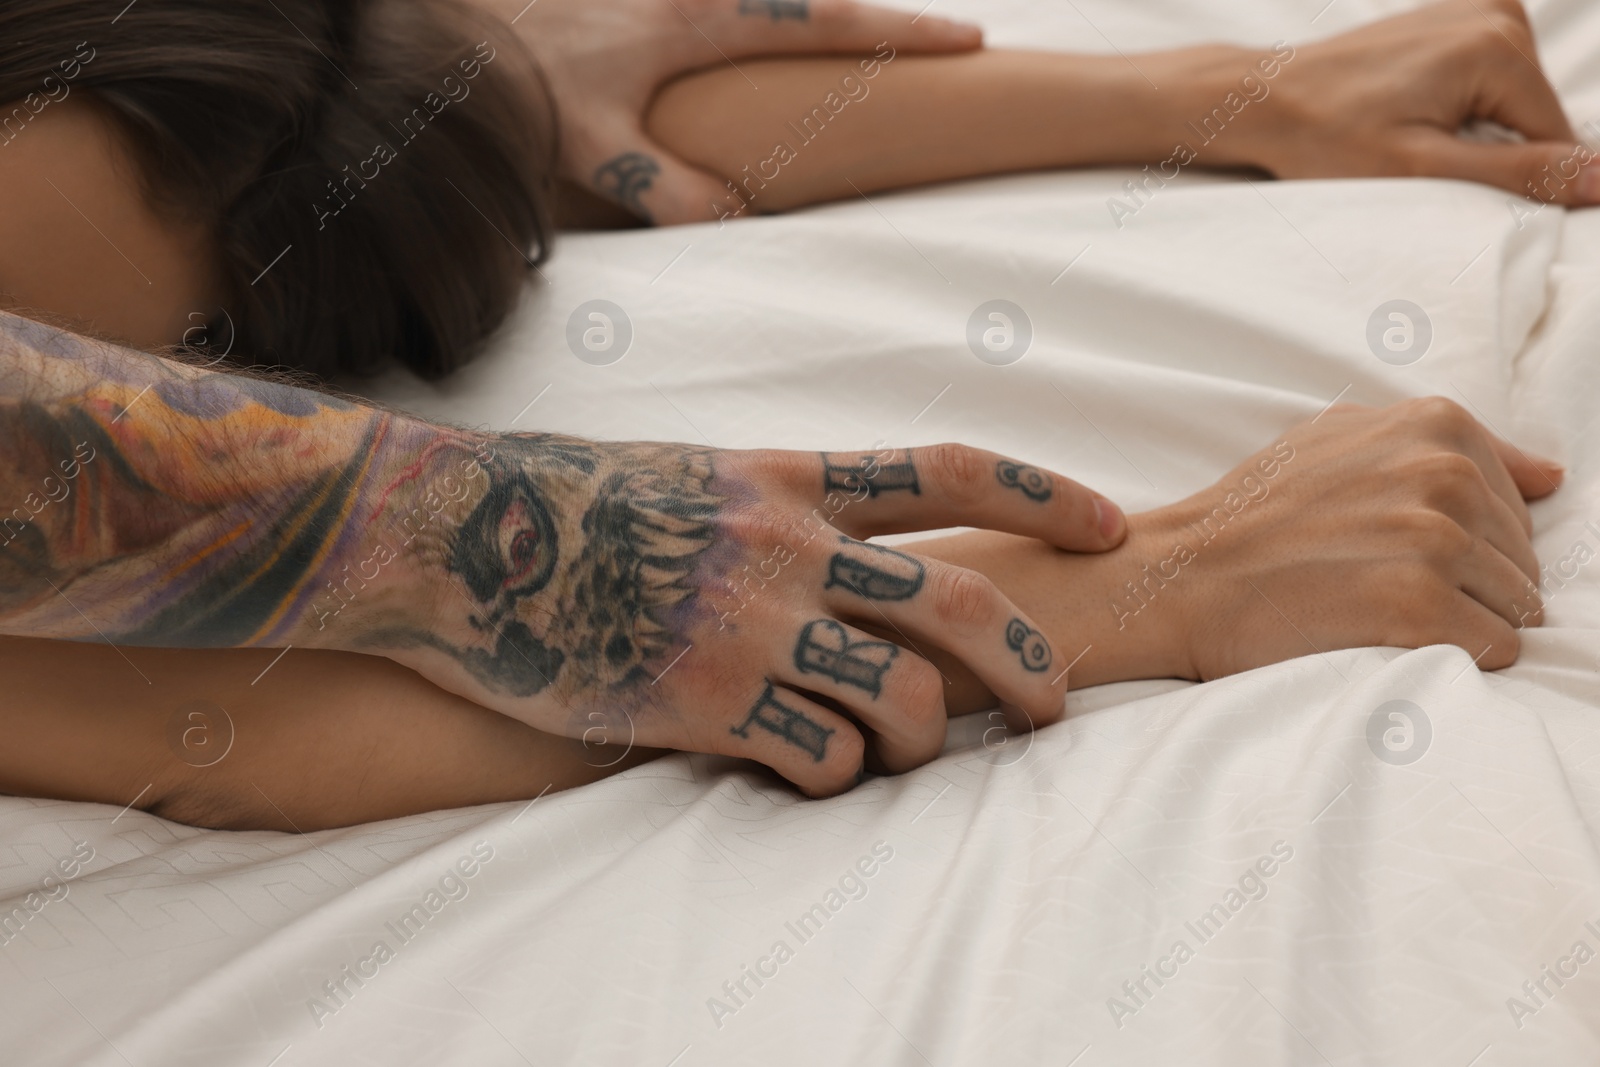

{"left": 1137, "top": 42, "right": 1291, "bottom": 172}
{"left": 1102, "top": 505, "right": 1208, "bottom": 683}
{"left": 287, "top": 420, "right": 501, "bottom": 654}
{"left": 904, "top": 523, "right": 1201, "bottom": 694}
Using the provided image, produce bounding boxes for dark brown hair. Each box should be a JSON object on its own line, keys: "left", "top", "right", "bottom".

{"left": 0, "top": 0, "right": 557, "bottom": 379}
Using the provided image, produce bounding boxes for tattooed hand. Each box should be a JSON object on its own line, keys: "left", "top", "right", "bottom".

{"left": 471, "top": 0, "right": 982, "bottom": 223}
{"left": 0, "top": 314, "right": 1127, "bottom": 795}
{"left": 359, "top": 438, "right": 1126, "bottom": 794}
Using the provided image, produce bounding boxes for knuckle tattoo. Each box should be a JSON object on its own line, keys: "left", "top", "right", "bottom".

{"left": 793, "top": 619, "right": 898, "bottom": 697}
{"left": 730, "top": 681, "right": 834, "bottom": 763}
{"left": 1005, "top": 618, "right": 1052, "bottom": 672}
{"left": 592, "top": 151, "right": 661, "bottom": 221}
{"left": 821, "top": 450, "right": 920, "bottom": 499}
{"left": 995, "top": 460, "right": 1053, "bottom": 502}
{"left": 824, "top": 537, "right": 926, "bottom": 602}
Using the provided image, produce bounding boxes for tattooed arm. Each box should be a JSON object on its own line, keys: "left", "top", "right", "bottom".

{"left": 0, "top": 399, "right": 1558, "bottom": 830}
{"left": 642, "top": 0, "right": 1598, "bottom": 222}
{"left": 0, "top": 311, "right": 1131, "bottom": 795}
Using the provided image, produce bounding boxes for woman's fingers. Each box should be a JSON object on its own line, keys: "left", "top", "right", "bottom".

{"left": 1402, "top": 397, "right": 1553, "bottom": 531}
{"left": 717, "top": 680, "right": 865, "bottom": 797}
{"left": 573, "top": 121, "right": 747, "bottom": 225}
{"left": 815, "top": 445, "right": 1126, "bottom": 552}
{"left": 1446, "top": 525, "right": 1543, "bottom": 629}
{"left": 818, "top": 537, "right": 1067, "bottom": 732}
{"left": 1432, "top": 591, "right": 1523, "bottom": 671}
{"left": 1406, "top": 134, "right": 1598, "bottom": 206}
{"left": 1407, "top": 441, "right": 1540, "bottom": 582}
{"left": 772, "top": 617, "right": 947, "bottom": 774}
{"left": 1481, "top": 426, "right": 1565, "bottom": 501}
{"left": 1464, "top": 3, "right": 1576, "bottom": 144}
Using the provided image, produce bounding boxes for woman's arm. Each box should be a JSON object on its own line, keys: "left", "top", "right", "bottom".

{"left": 0, "top": 636, "right": 660, "bottom": 831}
{"left": 7, "top": 398, "right": 1558, "bottom": 831}
{"left": 471, "top": 0, "right": 986, "bottom": 225}
{"left": 645, "top": 0, "right": 1598, "bottom": 221}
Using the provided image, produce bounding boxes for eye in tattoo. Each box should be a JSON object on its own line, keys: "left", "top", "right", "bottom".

{"left": 730, "top": 681, "right": 834, "bottom": 761}
{"left": 738, "top": 0, "right": 809, "bottom": 19}
{"left": 821, "top": 453, "right": 920, "bottom": 498}
{"left": 452, "top": 470, "right": 559, "bottom": 607}
{"left": 825, "top": 537, "right": 925, "bottom": 601}
{"left": 593, "top": 152, "right": 661, "bottom": 222}
{"left": 996, "top": 461, "right": 1052, "bottom": 502}
{"left": 1005, "top": 618, "right": 1051, "bottom": 672}
{"left": 794, "top": 619, "right": 898, "bottom": 697}
{"left": 438, "top": 443, "right": 718, "bottom": 696}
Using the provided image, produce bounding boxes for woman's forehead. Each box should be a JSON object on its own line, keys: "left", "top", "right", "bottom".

{"left": 0, "top": 96, "right": 219, "bottom": 350}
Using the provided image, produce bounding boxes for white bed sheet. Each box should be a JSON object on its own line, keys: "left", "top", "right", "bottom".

{"left": 6, "top": 1, "right": 1600, "bottom": 1064}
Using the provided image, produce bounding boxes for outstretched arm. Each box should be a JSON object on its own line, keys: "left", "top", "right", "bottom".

{"left": 2, "top": 399, "right": 1559, "bottom": 831}
{"left": 0, "top": 311, "right": 1138, "bottom": 796}
{"left": 468, "top": 0, "right": 986, "bottom": 224}
{"left": 642, "top": 0, "right": 1599, "bottom": 222}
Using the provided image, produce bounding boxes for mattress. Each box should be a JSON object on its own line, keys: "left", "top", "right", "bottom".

{"left": 6, "top": 0, "right": 1600, "bottom": 1063}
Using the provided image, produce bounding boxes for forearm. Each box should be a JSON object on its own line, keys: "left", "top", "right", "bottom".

{"left": 0, "top": 514, "right": 1194, "bottom": 834}
{"left": 0, "top": 313, "right": 615, "bottom": 715}
{"left": 0, "top": 311, "right": 441, "bottom": 648}
{"left": 646, "top": 45, "right": 1289, "bottom": 213}
{"left": 898, "top": 510, "right": 1199, "bottom": 714}
{"left": 0, "top": 636, "right": 660, "bottom": 830}
{"left": 0, "top": 312, "right": 751, "bottom": 755}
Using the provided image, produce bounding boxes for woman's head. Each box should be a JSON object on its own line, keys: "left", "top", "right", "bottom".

{"left": 0, "top": 0, "right": 557, "bottom": 379}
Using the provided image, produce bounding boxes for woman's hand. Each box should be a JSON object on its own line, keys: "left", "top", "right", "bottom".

{"left": 1232, "top": 0, "right": 1599, "bottom": 203}
{"left": 1159, "top": 398, "right": 1559, "bottom": 679}
{"left": 368, "top": 437, "right": 1125, "bottom": 797}
{"left": 474, "top": 0, "right": 982, "bottom": 223}
{"left": 908, "top": 398, "right": 1561, "bottom": 703}
{"left": 645, "top": 0, "right": 1600, "bottom": 218}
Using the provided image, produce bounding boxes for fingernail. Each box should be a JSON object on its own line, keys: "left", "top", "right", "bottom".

{"left": 1095, "top": 497, "right": 1126, "bottom": 541}
{"left": 1536, "top": 456, "right": 1566, "bottom": 475}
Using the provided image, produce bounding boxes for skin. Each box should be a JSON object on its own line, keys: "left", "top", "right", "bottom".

{"left": 0, "top": 98, "right": 218, "bottom": 348}
{"left": 472, "top": 0, "right": 986, "bottom": 223}
{"left": 2, "top": 1, "right": 1589, "bottom": 340}
{"left": 0, "top": 0, "right": 1578, "bottom": 829}
{"left": 641, "top": 0, "right": 1600, "bottom": 220}
{"left": 0, "top": 398, "right": 1560, "bottom": 831}
{"left": 0, "top": 312, "right": 1127, "bottom": 803}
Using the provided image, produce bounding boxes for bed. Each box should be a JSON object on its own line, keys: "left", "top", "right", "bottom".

{"left": 5, "top": 0, "right": 1600, "bottom": 1062}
